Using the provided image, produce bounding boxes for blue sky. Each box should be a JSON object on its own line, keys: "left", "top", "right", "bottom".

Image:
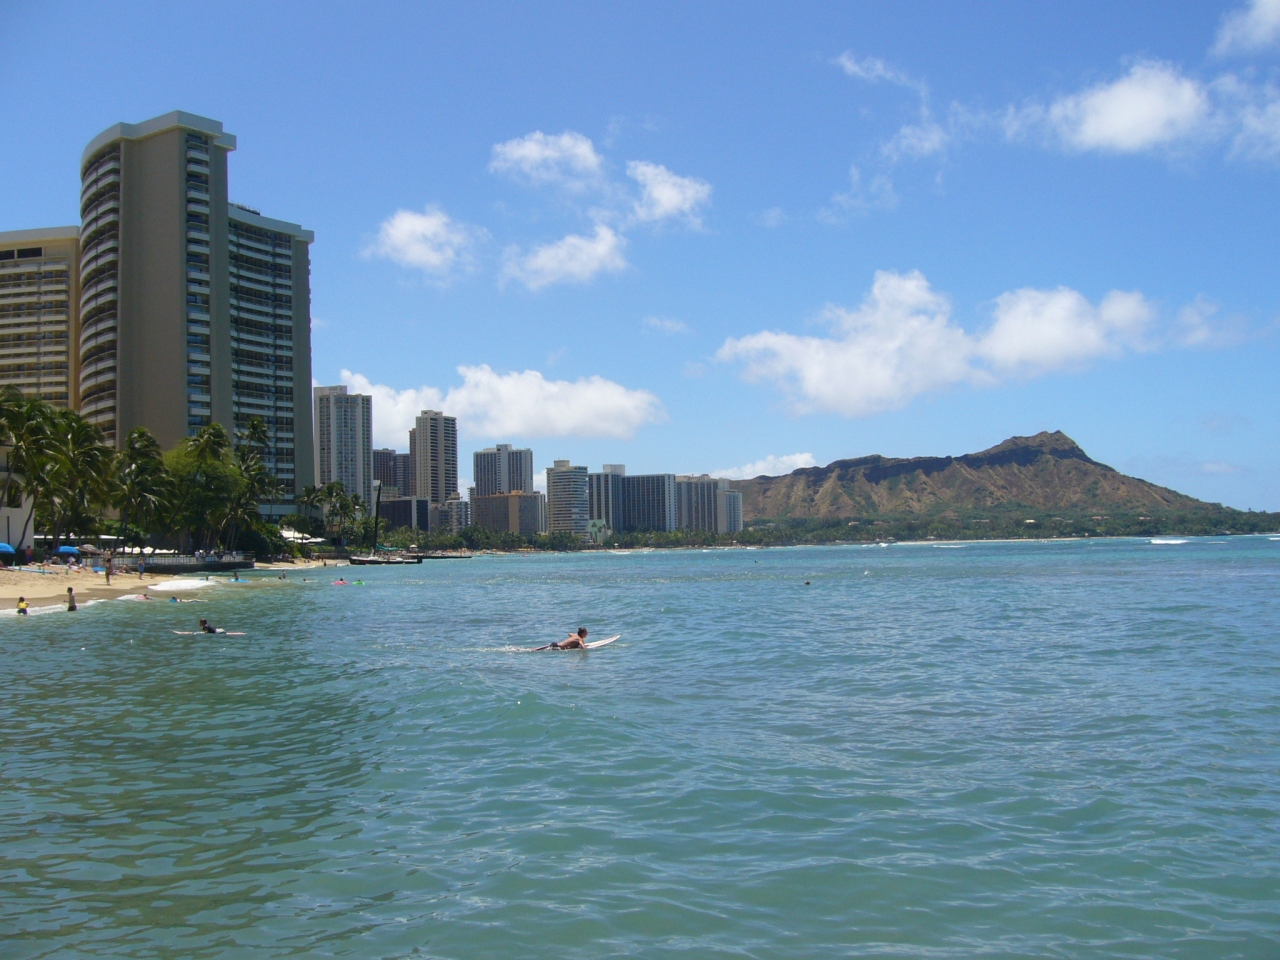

{"left": 3, "top": 1, "right": 1278, "bottom": 508}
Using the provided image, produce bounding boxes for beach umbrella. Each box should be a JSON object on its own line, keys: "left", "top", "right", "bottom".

{"left": 0, "top": 543, "right": 15, "bottom": 554}
{"left": 56, "top": 545, "right": 80, "bottom": 556}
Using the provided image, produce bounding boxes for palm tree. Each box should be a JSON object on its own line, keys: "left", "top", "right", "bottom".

{"left": 117, "top": 427, "right": 169, "bottom": 546}
{"left": 1, "top": 394, "right": 54, "bottom": 513}
{"left": 37, "top": 410, "right": 116, "bottom": 549}
{"left": 164, "top": 423, "right": 238, "bottom": 551}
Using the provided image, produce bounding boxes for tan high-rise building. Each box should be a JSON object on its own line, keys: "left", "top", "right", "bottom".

{"left": 76, "top": 111, "right": 314, "bottom": 515}
{"left": 0, "top": 227, "right": 81, "bottom": 406}
{"left": 409, "top": 409, "right": 457, "bottom": 504}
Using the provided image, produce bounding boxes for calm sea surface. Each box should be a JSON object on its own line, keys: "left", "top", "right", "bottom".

{"left": 2, "top": 537, "right": 1279, "bottom": 958}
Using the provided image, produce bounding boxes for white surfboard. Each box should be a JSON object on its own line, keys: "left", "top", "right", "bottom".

{"left": 531, "top": 634, "right": 621, "bottom": 651}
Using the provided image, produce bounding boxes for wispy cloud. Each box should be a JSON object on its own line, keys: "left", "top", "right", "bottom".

{"left": 502, "top": 225, "right": 627, "bottom": 290}
{"left": 366, "top": 205, "right": 485, "bottom": 281}
{"left": 820, "top": 165, "right": 897, "bottom": 223}
{"left": 716, "top": 453, "right": 818, "bottom": 479}
{"left": 833, "top": 53, "right": 925, "bottom": 95}
{"left": 1213, "top": 0, "right": 1280, "bottom": 55}
{"left": 760, "top": 206, "right": 786, "bottom": 228}
{"left": 643, "top": 316, "right": 689, "bottom": 334}
{"left": 717, "top": 270, "right": 1158, "bottom": 417}
{"left": 341, "top": 366, "right": 664, "bottom": 445}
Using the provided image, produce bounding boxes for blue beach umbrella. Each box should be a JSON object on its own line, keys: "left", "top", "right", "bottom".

{"left": 0, "top": 543, "right": 15, "bottom": 554}
{"left": 55, "top": 545, "right": 80, "bottom": 556}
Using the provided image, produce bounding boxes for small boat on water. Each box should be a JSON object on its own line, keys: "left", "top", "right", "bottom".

{"left": 348, "top": 554, "right": 422, "bottom": 566}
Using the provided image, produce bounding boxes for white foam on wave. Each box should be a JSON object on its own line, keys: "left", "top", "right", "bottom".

{"left": 150, "top": 578, "right": 216, "bottom": 592}
{"left": 1150, "top": 539, "right": 1188, "bottom": 545}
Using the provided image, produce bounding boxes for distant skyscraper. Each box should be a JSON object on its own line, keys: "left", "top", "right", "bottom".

{"left": 473, "top": 443, "right": 534, "bottom": 497}
{"left": 0, "top": 228, "right": 80, "bottom": 406}
{"left": 410, "top": 410, "right": 457, "bottom": 504}
{"left": 76, "top": 110, "right": 314, "bottom": 515}
{"left": 545, "top": 460, "right": 589, "bottom": 535}
{"left": 676, "top": 475, "right": 744, "bottom": 534}
{"left": 314, "top": 385, "right": 373, "bottom": 504}
{"left": 587, "top": 464, "right": 626, "bottom": 534}
{"left": 373, "top": 448, "right": 398, "bottom": 496}
{"left": 472, "top": 492, "right": 545, "bottom": 536}
{"left": 622, "top": 473, "right": 677, "bottom": 532}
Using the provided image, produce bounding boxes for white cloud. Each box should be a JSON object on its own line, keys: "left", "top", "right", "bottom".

{"left": 978, "top": 287, "right": 1152, "bottom": 373}
{"left": 716, "top": 453, "right": 818, "bottom": 480}
{"left": 833, "top": 53, "right": 924, "bottom": 94}
{"left": 489, "top": 130, "right": 604, "bottom": 188}
{"left": 339, "top": 371, "right": 444, "bottom": 449}
{"left": 502, "top": 225, "right": 627, "bottom": 290}
{"left": 1014, "top": 62, "right": 1210, "bottom": 152}
{"left": 883, "top": 121, "right": 948, "bottom": 160}
{"left": 342, "top": 365, "right": 664, "bottom": 443}
{"left": 718, "top": 270, "right": 1157, "bottom": 418}
{"left": 821, "top": 165, "right": 897, "bottom": 222}
{"left": 718, "top": 270, "right": 975, "bottom": 416}
{"left": 1175, "top": 297, "right": 1250, "bottom": 347}
{"left": 643, "top": 316, "right": 689, "bottom": 334}
{"left": 627, "top": 161, "right": 712, "bottom": 226}
{"left": 367, "top": 205, "right": 483, "bottom": 280}
{"left": 1214, "top": 0, "right": 1280, "bottom": 55}
{"left": 760, "top": 206, "right": 786, "bottom": 228}
{"left": 1234, "top": 89, "right": 1280, "bottom": 158}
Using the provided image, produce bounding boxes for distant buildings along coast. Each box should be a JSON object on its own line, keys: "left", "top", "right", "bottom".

{"left": 3, "top": 110, "right": 744, "bottom": 539}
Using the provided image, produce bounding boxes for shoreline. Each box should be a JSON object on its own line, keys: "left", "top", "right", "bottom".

{"left": 0, "top": 558, "right": 340, "bottom": 613}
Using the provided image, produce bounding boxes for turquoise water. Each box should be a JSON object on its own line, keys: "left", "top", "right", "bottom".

{"left": 2, "top": 537, "right": 1279, "bottom": 958}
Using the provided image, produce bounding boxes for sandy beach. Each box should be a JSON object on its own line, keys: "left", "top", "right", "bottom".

{"left": 0, "top": 559, "right": 338, "bottom": 612}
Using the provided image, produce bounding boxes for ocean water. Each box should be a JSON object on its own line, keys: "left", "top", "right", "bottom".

{"left": 2, "top": 537, "right": 1278, "bottom": 959}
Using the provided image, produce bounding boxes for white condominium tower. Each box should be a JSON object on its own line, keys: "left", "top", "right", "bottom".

{"left": 473, "top": 443, "right": 534, "bottom": 497}
{"left": 314, "top": 385, "right": 373, "bottom": 505}
{"left": 545, "top": 460, "right": 589, "bottom": 535}
{"left": 76, "top": 110, "right": 314, "bottom": 514}
{"left": 0, "top": 228, "right": 80, "bottom": 406}
{"left": 409, "top": 410, "right": 457, "bottom": 504}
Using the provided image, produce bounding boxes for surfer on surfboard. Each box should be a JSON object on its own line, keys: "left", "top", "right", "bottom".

{"left": 550, "top": 627, "right": 590, "bottom": 650}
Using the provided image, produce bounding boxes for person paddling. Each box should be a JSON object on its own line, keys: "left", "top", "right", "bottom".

{"left": 199, "top": 618, "right": 223, "bottom": 634}
{"left": 551, "top": 627, "right": 589, "bottom": 650}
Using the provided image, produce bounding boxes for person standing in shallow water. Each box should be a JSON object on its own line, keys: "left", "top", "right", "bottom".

{"left": 66, "top": 587, "right": 77, "bottom": 612}
{"left": 16, "top": 597, "right": 28, "bottom": 615}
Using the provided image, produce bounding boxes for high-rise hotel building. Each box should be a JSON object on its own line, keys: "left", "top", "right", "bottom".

{"left": 71, "top": 111, "right": 314, "bottom": 513}
{"left": 409, "top": 410, "right": 457, "bottom": 504}
{"left": 314, "top": 385, "right": 373, "bottom": 505}
{"left": 473, "top": 443, "right": 534, "bottom": 497}
{"left": 0, "top": 228, "right": 81, "bottom": 406}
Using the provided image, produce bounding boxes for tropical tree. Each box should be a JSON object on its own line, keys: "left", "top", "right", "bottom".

{"left": 34, "top": 410, "right": 117, "bottom": 548}
{"left": 1, "top": 393, "right": 55, "bottom": 514}
{"left": 163, "top": 423, "right": 242, "bottom": 551}
{"left": 116, "top": 427, "right": 169, "bottom": 546}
